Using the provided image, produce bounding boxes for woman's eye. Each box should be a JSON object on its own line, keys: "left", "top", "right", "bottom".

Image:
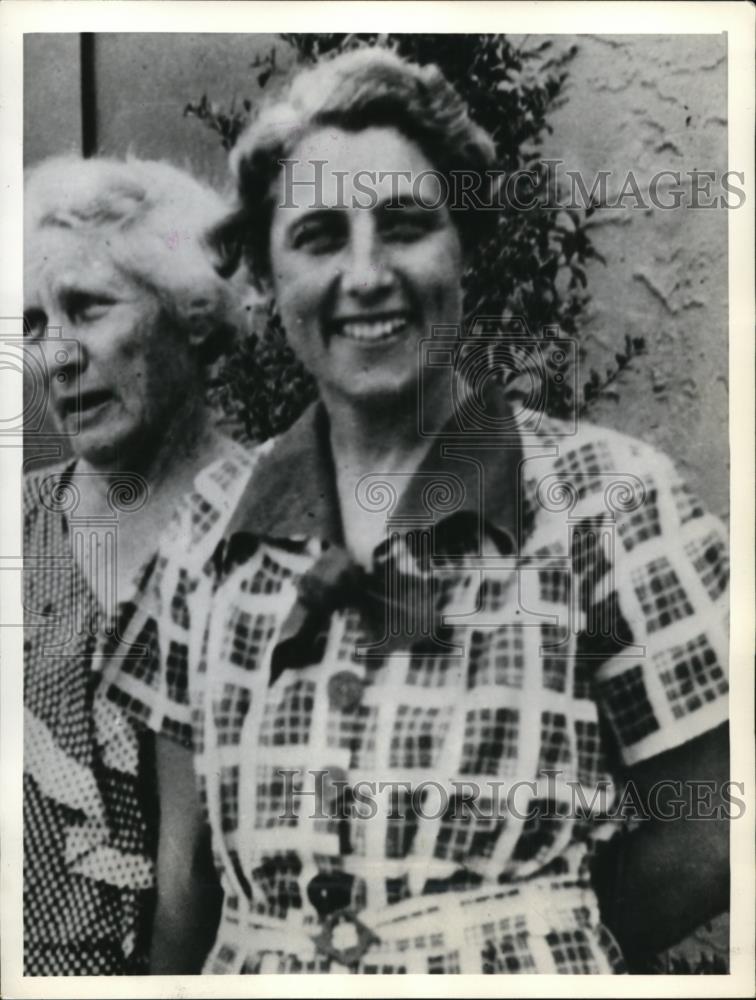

{"left": 66, "top": 293, "right": 115, "bottom": 324}
{"left": 381, "top": 213, "right": 429, "bottom": 242}
{"left": 22, "top": 309, "right": 47, "bottom": 339}
{"left": 291, "top": 222, "right": 345, "bottom": 254}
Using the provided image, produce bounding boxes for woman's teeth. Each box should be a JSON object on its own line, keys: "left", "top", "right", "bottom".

{"left": 337, "top": 317, "right": 407, "bottom": 342}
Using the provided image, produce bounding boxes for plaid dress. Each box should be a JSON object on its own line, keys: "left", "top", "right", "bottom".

{"left": 23, "top": 445, "right": 252, "bottom": 975}
{"left": 108, "top": 399, "right": 729, "bottom": 974}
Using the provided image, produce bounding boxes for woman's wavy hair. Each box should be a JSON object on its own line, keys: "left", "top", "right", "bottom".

{"left": 25, "top": 155, "right": 241, "bottom": 363}
{"left": 227, "top": 46, "right": 499, "bottom": 287}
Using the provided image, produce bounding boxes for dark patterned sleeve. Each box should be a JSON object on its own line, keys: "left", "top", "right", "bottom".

{"left": 589, "top": 445, "right": 729, "bottom": 766}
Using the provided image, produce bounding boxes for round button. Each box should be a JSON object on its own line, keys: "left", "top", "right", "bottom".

{"left": 327, "top": 670, "right": 365, "bottom": 712}
{"left": 307, "top": 870, "right": 354, "bottom": 919}
{"left": 321, "top": 764, "right": 349, "bottom": 810}
{"left": 322, "top": 764, "right": 349, "bottom": 789}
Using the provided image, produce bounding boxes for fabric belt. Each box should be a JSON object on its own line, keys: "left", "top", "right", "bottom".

{"left": 206, "top": 878, "right": 614, "bottom": 974}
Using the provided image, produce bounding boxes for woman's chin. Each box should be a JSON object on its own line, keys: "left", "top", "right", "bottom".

{"left": 73, "top": 422, "right": 148, "bottom": 471}
{"left": 327, "top": 369, "right": 419, "bottom": 408}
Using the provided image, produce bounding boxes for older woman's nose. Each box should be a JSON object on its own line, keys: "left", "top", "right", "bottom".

{"left": 41, "top": 330, "right": 85, "bottom": 386}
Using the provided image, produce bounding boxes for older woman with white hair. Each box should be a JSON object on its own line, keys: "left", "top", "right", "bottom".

{"left": 23, "top": 155, "right": 252, "bottom": 975}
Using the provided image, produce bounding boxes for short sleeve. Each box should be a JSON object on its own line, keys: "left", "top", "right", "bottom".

{"left": 590, "top": 446, "right": 729, "bottom": 766}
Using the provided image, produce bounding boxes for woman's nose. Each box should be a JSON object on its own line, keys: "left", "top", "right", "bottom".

{"left": 340, "top": 220, "right": 395, "bottom": 299}
{"left": 40, "top": 329, "right": 85, "bottom": 387}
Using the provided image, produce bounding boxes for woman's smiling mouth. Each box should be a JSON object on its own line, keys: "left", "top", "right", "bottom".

{"left": 330, "top": 313, "right": 409, "bottom": 343}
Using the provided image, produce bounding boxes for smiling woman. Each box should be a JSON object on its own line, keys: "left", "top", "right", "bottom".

{"left": 22, "top": 156, "right": 252, "bottom": 975}
{"left": 108, "top": 47, "right": 730, "bottom": 976}
{"left": 268, "top": 126, "right": 464, "bottom": 413}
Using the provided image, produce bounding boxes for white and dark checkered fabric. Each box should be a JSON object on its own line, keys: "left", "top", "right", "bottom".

{"left": 108, "top": 411, "right": 729, "bottom": 974}
{"left": 23, "top": 446, "right": 252, "bottom": 975}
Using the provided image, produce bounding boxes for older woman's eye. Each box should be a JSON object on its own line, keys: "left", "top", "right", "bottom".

{"left": 23, "top": 308, "right": 48, "bottom": 339}
{"left": 65, "top": 292, "right": 116, "bottom": 324}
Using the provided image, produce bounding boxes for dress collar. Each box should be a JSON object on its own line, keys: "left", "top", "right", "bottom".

{"left": 226, "top": 401, "right": 343, "bottom": 544}
{"left": 225, "top": 388, "right": 524, "bottom": 553}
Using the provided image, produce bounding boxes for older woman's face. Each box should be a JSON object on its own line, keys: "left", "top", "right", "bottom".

{"left": 269, "top": 126, "right": 464, "bottom": 405}
{"left": 24, "top": 232, "right": 196, "bottom": 468}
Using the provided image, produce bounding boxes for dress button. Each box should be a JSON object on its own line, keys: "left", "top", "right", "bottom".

{"left": 307, "top": 869, "right": 354, "bottom": 919}
{"left": 327, "top": 670, "right": 365, "bottom": 712}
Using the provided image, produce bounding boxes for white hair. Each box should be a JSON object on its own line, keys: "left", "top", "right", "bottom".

{"left": 25, "top": 155, "right": 241, "bottom": 362}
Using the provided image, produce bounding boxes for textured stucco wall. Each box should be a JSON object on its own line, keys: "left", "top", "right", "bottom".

{"left": 539, "top": 34, "right": 729, "bottom": 520}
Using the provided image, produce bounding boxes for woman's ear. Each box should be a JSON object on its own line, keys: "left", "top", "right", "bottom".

{"left": 255, "top": 270, "right": 274, "bottom": 301}
{"left": 206, "top": 211, "right": 244, "bottom": 280}
{"left": 186, "top": 312, "right": 214, "bottom": 353}
{"left": 236, "top": 284, "right": 270, "bottom": 338}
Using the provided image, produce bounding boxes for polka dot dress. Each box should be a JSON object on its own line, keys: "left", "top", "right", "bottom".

{"left": 23, "top": 465, "right": 156, "bottom": 975}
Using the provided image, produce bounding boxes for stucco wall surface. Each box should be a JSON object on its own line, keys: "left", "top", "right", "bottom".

{"left": 539, "top": 34, "right": 729, "bottom": 520}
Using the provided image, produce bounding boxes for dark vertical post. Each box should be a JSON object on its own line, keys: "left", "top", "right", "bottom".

{"left": 80, "top": 33, "right": 97, "bottom": 157}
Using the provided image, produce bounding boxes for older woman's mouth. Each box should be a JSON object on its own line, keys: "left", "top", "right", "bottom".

{"left": 330, "top": 314, "right": 409, "bottom": 343}
{"left": 58, "top": 389, "right": 113, "bottom": 420}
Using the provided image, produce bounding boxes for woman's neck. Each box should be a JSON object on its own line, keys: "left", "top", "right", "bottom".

{"left": 72, "top": 401, "right": 229, "bottom": 591}
{"left": 323, "top": 381, "right": 452, "bottom": 566}
{"left": 326, "top": 378, "right": 451, "bottom": 472}
{"left": 77, "top": 395, "right": 221, "bottom": 510}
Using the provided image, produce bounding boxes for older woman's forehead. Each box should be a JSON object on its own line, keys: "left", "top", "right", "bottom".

{"left": 25, "top": 228, "right": 131, "bottom": 299}
{"left": 280, "top": 124, "right": 442, "bottom": 210}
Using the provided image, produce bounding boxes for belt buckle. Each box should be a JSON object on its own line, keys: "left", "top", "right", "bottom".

{"left": 312, "top": 907, "right": 379, "bottom": 969}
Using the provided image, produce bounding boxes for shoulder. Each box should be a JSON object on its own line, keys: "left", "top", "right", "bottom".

{"left": 521, "top": 412, "right": 687, "bottom": 497}
{"left": 189, "top": 437, "right": 266, "bottom": 512}
{"left": 23, "top": 460, "right": 75, "bottom": 523}
{"left": 519, "top": 412, "right": 712, "bottom": 539}
{"left": 161, "top": 436, "right": 274, "bottom": 562}
{"left": 524, "top": 411, "right": 674, "bottom": 470}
